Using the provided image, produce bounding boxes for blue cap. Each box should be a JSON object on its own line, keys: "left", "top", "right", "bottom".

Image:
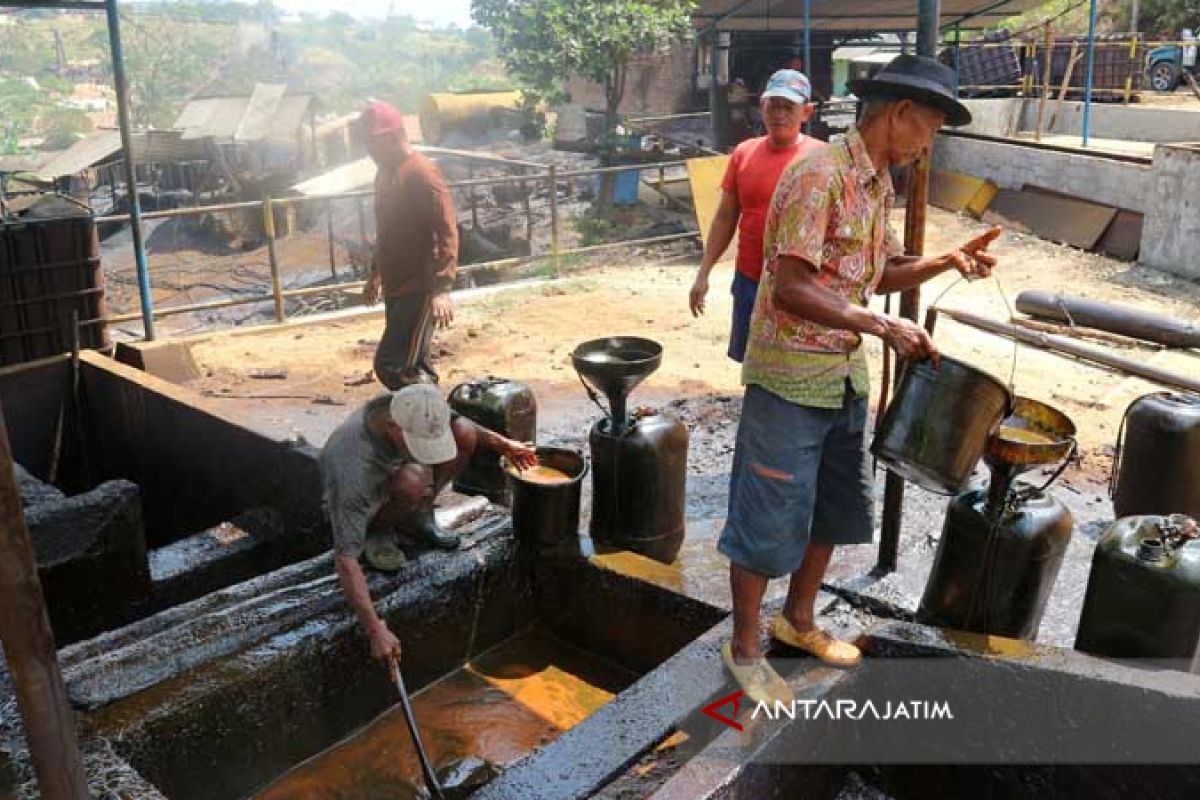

{"left": 761, "top": 69, "right": 812, "bottom": 104}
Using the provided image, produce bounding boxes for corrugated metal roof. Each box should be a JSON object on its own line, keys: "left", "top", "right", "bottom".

{"left": 696, "top": 0, "right": 1044, "bottom": 31}
{"left": 235, "top": 83, "right": 287, "bottom": 142}
{"left": 33, "top": 129, "right": 215, "bottom": 177}
{"left": 174, "top": 86, "right": 313, "bottom": 142}
{"left": 266, "top": 94, "right": 313, "bottom": 142}
{"left": 290, "top": 157, "right": 375, "bottom": 196}
{"left": 0, "top": 154, "right": 45, "bottom": 173}
{"left": 37, "top": 130, "right": 122, "bottom": 178}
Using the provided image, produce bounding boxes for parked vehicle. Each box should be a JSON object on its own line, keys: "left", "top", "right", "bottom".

{"left": 1147, "top": 29, "right": 1198, "bottom": 92}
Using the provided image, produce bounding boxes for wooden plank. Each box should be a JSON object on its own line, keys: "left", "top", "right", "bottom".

{"left": 685, "top": 155, "right": 734, "bottom": 255}
{"left": 985, "top": 187, "right": 1116, "bottom": 250}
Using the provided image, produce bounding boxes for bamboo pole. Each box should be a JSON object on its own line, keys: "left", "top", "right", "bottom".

{"left": 262, "top": 195, "right": 285, "bottom": 324}
{"left": 1035, "top": 25, "right": 1055, "bottom": 141}
{"left": 0, "top": 405, "right": 90, "bottom": 800}
{"left": 937, "top": 307, "right": 1200, "bottom": 394}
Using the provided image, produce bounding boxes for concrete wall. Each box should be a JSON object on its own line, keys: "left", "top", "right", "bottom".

{"left": 959, "top": 98, "right": 1025, "bottom": 138}
{"left": 959, "top": 97, "right": 1200, "bottom": 143}
{"left": 78, "top": 352, "right": 326, "bottom": 549}
{"left": 1029, "top": 100, "right": 1200, "bottom": 143}
{"left": 933, "top": 134, "right": 1155, "bottom": 213}
{"left": 1140, "top": 143, "right": 1200, "bottom": 280}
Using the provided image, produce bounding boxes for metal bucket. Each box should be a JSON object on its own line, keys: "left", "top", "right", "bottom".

{"left": 504, "top": 447, "right": 588, "bottom": 550}
{"left": 871, "top": 356, "right": 1013, "bottom": 495}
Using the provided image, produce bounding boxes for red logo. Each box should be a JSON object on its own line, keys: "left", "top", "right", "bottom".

{"left": 702, "top": 689, "right": 744, "bottom": 731}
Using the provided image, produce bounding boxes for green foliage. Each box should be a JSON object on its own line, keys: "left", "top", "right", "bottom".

{"left": 1137, "top": 1, "right": 1200, "bottom": 35}
{"left": 471, "top": 0, "right": 695, "bottom": 126}
{"left": 0, "top": 5, "right": 508, "bottom": 142}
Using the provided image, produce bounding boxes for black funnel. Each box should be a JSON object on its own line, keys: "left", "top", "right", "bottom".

{"left": 572, "top": 337, "right": 662, "bottom": 434}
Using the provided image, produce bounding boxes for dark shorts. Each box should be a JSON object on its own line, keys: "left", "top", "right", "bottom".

{"left": 375, "top": 292, "right": 437, "bottom": 389}
{"left": 727, "top": 270, "right": 758, "bottom": 363}
{"left": 718, "top": 383, "right": 875, "bottom": 578}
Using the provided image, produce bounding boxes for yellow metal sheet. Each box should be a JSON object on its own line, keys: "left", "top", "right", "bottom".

{"left": 930, "top": 169, "right": 998, "bottom": 218}
{"left": 686, "top": 155, "right": 734, "bottom": 257}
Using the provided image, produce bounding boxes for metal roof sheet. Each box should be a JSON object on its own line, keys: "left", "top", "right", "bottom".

{"left": 695, "top": 0, "right": 1044, "bottom": 31}
{"left": 36, "top": 130, "right": 122, "bottom": 178}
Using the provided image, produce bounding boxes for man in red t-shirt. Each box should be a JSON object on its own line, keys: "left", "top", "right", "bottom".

{"left": 689, "top": 70, "right": 825, "bottom": 362}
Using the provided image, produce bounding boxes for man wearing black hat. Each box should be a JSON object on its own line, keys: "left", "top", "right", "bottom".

{"left": 718, "top": 55, "right": 1004, "bottom": 705}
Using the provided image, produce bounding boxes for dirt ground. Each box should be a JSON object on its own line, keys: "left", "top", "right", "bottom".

{"left": 183, "top": 206, "right": 1200, "bottom": 463}
{"left": 175, "top": 206, "right": 1200, "bottom": 644}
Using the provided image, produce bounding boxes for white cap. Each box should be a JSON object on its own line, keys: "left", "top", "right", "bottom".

{"left": 389, "top": 385, "right": 457, "bottom": 465}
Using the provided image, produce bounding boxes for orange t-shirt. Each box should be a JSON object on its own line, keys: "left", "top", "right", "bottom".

{"left": 721, "top": 135, "right": 826, "bottom": 282}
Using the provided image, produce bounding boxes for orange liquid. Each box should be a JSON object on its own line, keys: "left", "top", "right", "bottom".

{"left": 252, "top": 631, "right": 631, "bottom": 799}
{"left": 516, "top": 466, "right": 572, "bottom": 484}
{"left": 996, "top": 425, "right": 1055, "bottom": 446}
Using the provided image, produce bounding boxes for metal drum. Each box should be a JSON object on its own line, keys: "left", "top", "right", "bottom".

{"left": 1075, "top": 515, "right": 1200, "bottom": 673}
{"left": 448, "top": 377, "right": 536, "bottom": 505}
{"left": 505, "top": 447, "right": 588, "bottom": 552}
{"left": 589, "top": 411, "right": 688, "bottom": 565}
{"left": 917, "top": 488, "right": 1073, "bottom": 640}
{"left": 1111, "top": 393, "right": 1200, "bottom": 519}
{"left": 872, "top": 356, "right": 1013, "bottom": 495}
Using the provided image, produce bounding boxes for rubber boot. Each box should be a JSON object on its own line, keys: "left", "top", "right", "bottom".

{"left": 407, "top": 508, "right": 461, "bottom": 550}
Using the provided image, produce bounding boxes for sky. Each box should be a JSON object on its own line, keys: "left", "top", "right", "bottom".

{"left": 271, "top": 0, "right": 475, "bottom": 27}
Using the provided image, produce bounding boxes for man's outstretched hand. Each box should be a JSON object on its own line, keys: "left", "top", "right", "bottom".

{"left": 948, "top": 226, "right": 1002, "bottom": 281}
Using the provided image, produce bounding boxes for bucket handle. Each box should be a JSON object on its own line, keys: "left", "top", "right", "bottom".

{"left": 576, "top": 369, "right": 612, "bottom": 421}
{"left": 1015, "top": 437, "right": 1078, "bottom": 503}
{"left": 927, "top": 273, "right": 1020, "bottom": 396}
{"left": 1108, "top": 391, "right": 1171, "bottom": 500}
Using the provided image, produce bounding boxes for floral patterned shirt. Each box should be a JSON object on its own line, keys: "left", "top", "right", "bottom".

{"left": 742, "top": 128, "right": 904, "bottom": 409}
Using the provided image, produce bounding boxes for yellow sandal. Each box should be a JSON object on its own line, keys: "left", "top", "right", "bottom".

{"left": 771, "top": 615, "right": 862, "bottom": 667}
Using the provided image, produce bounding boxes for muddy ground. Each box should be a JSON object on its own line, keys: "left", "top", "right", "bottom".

{"left": 170, "top": 206, "right": 1200, "bottom": 647}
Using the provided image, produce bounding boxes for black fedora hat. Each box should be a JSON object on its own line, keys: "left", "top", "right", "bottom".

{"left": 848, "top": 54, "right": 972, "bottom": 127}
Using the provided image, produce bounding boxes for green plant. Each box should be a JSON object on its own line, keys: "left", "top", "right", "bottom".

{"left": 471, "top": 0, "right": 695, "bottom": 201}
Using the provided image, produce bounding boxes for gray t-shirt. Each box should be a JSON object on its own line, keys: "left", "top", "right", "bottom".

{"left": 319, "top": 394, "right": 410, "bottom": 557}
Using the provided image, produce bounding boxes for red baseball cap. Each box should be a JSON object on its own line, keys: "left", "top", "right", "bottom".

{"left": 359, "top": 101, "right": 407, "bottom": 138}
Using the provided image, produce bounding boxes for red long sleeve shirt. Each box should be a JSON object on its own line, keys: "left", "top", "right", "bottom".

{"left": 372, "top": 152, "right": 458, "bottom": 297}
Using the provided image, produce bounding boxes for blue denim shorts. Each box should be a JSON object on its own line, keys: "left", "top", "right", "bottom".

{"left": 718, "top": 383, "right": 875, "bottom": 578}
{"left": 727, "top": 270, "right": 758, "bottom": 363}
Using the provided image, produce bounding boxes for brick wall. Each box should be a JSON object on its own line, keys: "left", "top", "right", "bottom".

{"left": 566, "top": 41, "right": 698, "bottom": 115}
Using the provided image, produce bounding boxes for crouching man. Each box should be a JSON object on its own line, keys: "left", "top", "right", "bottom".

{"left": 321, "top": 384, "right": 537, "bottom": 663}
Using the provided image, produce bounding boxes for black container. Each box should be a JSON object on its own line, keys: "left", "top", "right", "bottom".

{"left": 448, "top": 377, "right": 536, "bottom": 505}
{"left": 1, "top": 215, "right": 109, "bottom": 367}
{"left": 1111, "top": 392, "right": 1200, "bottom": 520}
{"left": 872, "top": 356, "right": 1013, "bottom": 495}
{"left": 1075, "top": 515, "right": 1200, "bottom": 672}
{"left": 917, "top": 486, "right": 1073, "bottom": 640}
{"left": 590, "top": 412, "right": 688, "bottom": 564}
{"left": 505, "top": 447, "right": 587, "bottom": 551}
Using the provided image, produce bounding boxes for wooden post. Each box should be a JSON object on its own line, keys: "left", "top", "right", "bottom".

{"left": 326, "top": 199, "right": 337, "bottom": 281}
{"left": 468, "top": 162, "right": 479, "bottom": 230}
{"left": 522, "top": 175, "right": 533, "bottom": 247}
{"left": 262, "top": 194, "right": 285, "bottom": 323}
{"left": 0, "top": 405, "right": 90, "bottom": 800}
{"left": 1035, "top": 25, "right": 1055, "bottom": 140}
{"left": 548, "top": 165, "right": 560, "bottom": 274}
{"left": 1049, "top": 42, "right": 1083, "bottom": 131}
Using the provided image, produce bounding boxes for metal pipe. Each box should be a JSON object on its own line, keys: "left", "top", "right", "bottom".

{"left": 803, "top": 0, "right": 811, "bottom": 76}
{"left": 325, "top": 199, "right": 337, "bottom": 280}
{"left": 103, "top": 230, "right": 700, "bottom": 324}
{"left": 936, "top": 307, "right": 1200, "bottom": 395}
{"left": 105, "top": 0, "right": 154, "bottom": 340}
{"left": 0, "top": 406, "right": 90, "bottom": 800}
{"left": 1015, "top": 290, "right": 1200, "bottom": 349}
{"left": 96, "top": 198, "right": 262, "bottom": 224}
{"left": 1082, "top": 0, "right": 1099, "bottom": 146}
{"left": 916, "top": 0, "right": 941, "bottom": 58}
{"left": 262, "top": 195, "right": 285, "bottom": 323}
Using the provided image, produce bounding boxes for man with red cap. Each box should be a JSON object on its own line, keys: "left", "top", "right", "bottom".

{"left": 359, "top": 100, "right": 459, "bottom": 388}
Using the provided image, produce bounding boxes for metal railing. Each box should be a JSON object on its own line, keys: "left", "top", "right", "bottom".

{"left": 96, "top": 153, "right": 699, "bottom": 331}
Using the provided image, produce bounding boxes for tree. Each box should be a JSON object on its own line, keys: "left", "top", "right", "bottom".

{"left": 471, "top": 0, "right": 695, "bottom": 142}
{"left": 1138, "top": 0, "right": 1200, "bottom": 35}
